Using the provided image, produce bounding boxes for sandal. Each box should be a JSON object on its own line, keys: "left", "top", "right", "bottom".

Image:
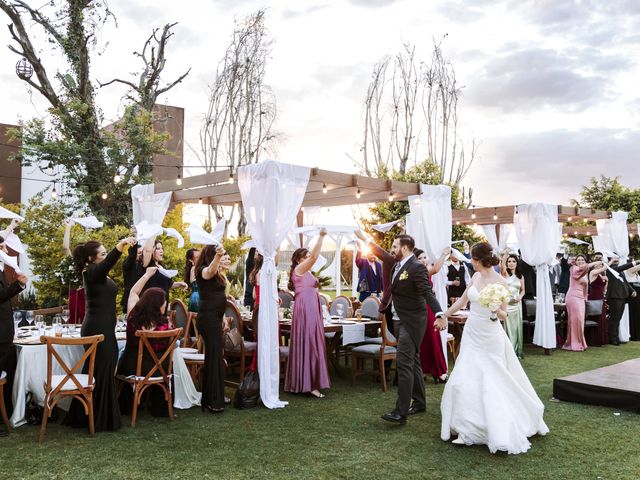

{"left": 307, "top": 390, "right": 325, "bottom": 398}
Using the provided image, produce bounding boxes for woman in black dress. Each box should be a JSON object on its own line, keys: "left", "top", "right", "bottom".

{"left": 195, "top": 243, "right": 228, "bottom": 413}
{"left": 64, "top": 236, "right": 135, "bottom": 431}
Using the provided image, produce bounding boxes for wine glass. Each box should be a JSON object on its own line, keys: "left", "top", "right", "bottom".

{"left": 25, "top": 311, "right": 34, "bottom": 327}
{"left": 35, "top": 314, "right": 45, "bottom": 335}
{"left": 13, "top": 312, "right": 22, "bottom": 335}
{"left": 53, "top": 314, "right": 62, "bottom": 336}
{"left": 336, "top": 304, "right": 345, "bottom": 320}
{"left": 62, "top": 308, "right": 69, "bottom": 324}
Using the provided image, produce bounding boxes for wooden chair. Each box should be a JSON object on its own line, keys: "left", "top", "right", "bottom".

{"left": 350, "top": 314, "right": 397, "bottom": 392}
{"left": 446, "top": 333, "right": 457, "bottom": 362}
{"left": 319, "top": 294, "right": 331, "bottom": 309}
{"left": 0, "top": 371, "right": 11, "bottom": 433}
{"left": 278, "top": 290, "right": 294, "bottom": 308}
{"left": 330, "top": 296, "right": 353, "bottom": 318}
{"left": 169, "top": 299, "right": 192, "bottom": 348}
{"left": 117, "top": 328, "right": 182, "bottom": 427}
{"left": 223, "top": 300, "right": 256, "bottom": 386}
{"left": 584, "top": 299, "right": 604, "bottom": 346}
{"left": 182, "top": 313, "right": 205, "bottom": 383}
{"left": 39, "top": 334, "right": 104, "bottom": 442}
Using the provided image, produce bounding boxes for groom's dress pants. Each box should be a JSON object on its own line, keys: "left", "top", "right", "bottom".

{"left": 394, "top": 320, "right": 426, "bottom": 416}
{"left": 608, "top": 298, "right": 626, "bottom": 342}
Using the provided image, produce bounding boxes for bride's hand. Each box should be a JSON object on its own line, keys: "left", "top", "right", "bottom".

{"left": 434, "top": 316, "right": 447, "bottom": 331}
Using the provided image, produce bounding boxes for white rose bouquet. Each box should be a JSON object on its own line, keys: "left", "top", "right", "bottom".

{"left": 478, "top": 283, "right": 511, "bottom": 321}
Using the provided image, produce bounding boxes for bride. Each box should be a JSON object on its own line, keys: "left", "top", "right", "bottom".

{"left": 439, "top": 242, "right": 549, "bottom": 454}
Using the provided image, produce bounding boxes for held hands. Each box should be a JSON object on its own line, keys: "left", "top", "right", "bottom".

{"left": 174, "top": 281, "right": 189, "bottom": 291}
{"left": 452, "top": 280, "right": 461, "bottom": 287}
{"left": 63, "top": 218, "right": 73, "bottom": 227}
{"left": 434, "top": 315, "right": 447, "bottom": 331}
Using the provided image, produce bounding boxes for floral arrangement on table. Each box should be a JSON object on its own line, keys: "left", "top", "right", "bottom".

{"left": 478, "top": 283, "right": 511, "bottom": 321}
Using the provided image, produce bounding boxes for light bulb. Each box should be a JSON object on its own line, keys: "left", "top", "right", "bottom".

{"left": 176, "top": 176, "right": 182, "bottom": 186}
{"left": 51, "top": 186, "right": 57, "bottom": 198}
{"left": 471, "top": 212, "right": 476, "bottom": 220}
{"left": 101, "top": 192, "right": 108, "bottom": 200}
{"left": 568, "top": 217, "right": 573, "bottom": 222}
{"left": 114, "top": 173, "right": 121, "bottom": 183}
{"left": 388, "top": 192, "right": 394, "bottom": 201}
{"left": 493, "top": 214, "right": 498, "bottom": 220}
{"left": 356, "top": 189, "right": 361, "bottom": 199}
{"left": 322, "top": 183, "right": 327, "bottom": 194}
{"left": 198, "top": 198, "right": 203, "bottom": 205}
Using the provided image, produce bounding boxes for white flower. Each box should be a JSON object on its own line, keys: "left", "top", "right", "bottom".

{"left": 478, "top": 283, "right": 511, "bottom": 313}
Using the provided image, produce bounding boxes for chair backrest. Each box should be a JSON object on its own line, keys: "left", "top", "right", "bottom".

{"left": 278, "top": 290, "right": 294, "bottom": 308}
{"left": 225, "top": 300, "right": 244, "bottom": 334}
{"left": 319, "top": 294, "right": 330, "bottom": 308}
{"left": 380, "top": 315, "right": 397, "bottom": 346}
{"left": 170, "top": 299, "right": 189, "bottom": 329}
{"left": 33, "top": 306, "right": 64, "bottom": 316}
{"left": 41, "top": 334, "right": 104, "bottom": 396}
{"left": 330, "top": 296, "right": 353, "bottom": 317}
{"left": 360, "top": 296, "right": 381, "bottom": 319}
{"left": 188, "top": 313, "right": 203, "bottom": 352}
{"left": 524, "top": 299, "right": 537, "bottom": 318}
{"left": 134, "top": 328, "right": 182, "bottom": 383}
{"left": 585, "top": 299, "right": 604, "bottom": 317}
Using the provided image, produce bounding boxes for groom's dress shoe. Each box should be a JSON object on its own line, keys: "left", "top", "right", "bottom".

{"left": 408, "top": 405, "right": 426, "bottom": 415}
{"left": 381, "top": 412, "right": 407, "bottom": 425}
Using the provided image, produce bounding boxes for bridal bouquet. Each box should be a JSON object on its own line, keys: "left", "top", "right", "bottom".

{"left": 478, "top": 283, "right": 511, "bottom": 321}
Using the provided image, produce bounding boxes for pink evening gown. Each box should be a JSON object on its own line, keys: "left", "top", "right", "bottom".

{"left": 563, "top": 265, "right": 589, "bottom": 352}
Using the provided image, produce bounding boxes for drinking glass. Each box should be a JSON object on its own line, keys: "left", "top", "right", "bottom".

{"left": 336, "top": 304, "right": 345, "bottom": 320}
{"left": 53, "top": 314, "right": 62, "bottom": 335}
{"left": 62, "top": 308, "right": 70, "bottom": 324}
{"left": 26, "top": 311, "right": 34, "bottom": 326}
{"left": 35, "top": 315, "right": 45, "bottom": 335}
{"left": 13, "top": 312, "right": 22, "bottom": 334}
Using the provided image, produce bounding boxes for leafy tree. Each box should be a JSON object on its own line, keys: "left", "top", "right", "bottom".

{"left": 0, "top": 1, "right": 189, "bottom": 225}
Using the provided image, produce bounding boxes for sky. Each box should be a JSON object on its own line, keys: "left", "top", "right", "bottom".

{"left": 1, "top": 0, "right": 639, "bottom": 217}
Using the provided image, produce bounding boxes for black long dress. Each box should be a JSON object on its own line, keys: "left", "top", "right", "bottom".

{"left": 196, "top": 267, "right": 226, "bottom": 410}
{"left": 64, "top": 247, "right": 122, "bottom": 431}
{"left": 629, "top": 281, "right": 640, "bottom": 341}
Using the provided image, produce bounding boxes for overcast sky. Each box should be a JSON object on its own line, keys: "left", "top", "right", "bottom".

{"left": 1, "top": 0, "right": 639, "bottom": 213}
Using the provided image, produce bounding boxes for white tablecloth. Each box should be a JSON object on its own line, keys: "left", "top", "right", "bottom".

{"left": 11, "top": 338, "right": 201, "bottom": 428}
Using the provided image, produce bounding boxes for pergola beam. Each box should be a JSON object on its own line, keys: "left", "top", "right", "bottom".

{"left": 453, "top": 205, "right": 614, "bottom": 226}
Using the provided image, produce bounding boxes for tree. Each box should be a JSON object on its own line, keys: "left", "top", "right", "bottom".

{"left": 193, "top": 9, "right": 279, "bottom": 234}
{"left": 363, "top": 160, "right": 479, "bottom": 249}
{"left": 576, "top": 175, "right": 640, "bottom": 256}
{"left": 358, "top": 38, "right": 476, "bottom": 183}
{"left": 0, "top": 1, "right": 189, "bottom": 224}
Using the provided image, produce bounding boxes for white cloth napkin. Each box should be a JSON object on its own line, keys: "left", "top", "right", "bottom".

{"left": 4, "top": 232, "right": 25, "bottom": 253}
{"left": 0, "top": 205, "right": 23, "bottom": 220}
{"left": 341, "top": 323, "right": 365, "bottom": 346}
{"left": 70, "top": 215, "right": 103, "bottom": 229}
{"left": 157, "top": 267, "right": 178, "bottom": 279}
{"left": 372, "top": 219, "right": 402, "bottom": 233}
{"left": 0, "top": 250, "right": 22, "bottom": 274}
{"left": 135, "top": 221, "right": 165, "bottom": 243}
{"left": 163, "top": 227, "right": 185, "bottom": 248}
{"left": 188, "top": 219, "right": 226, "bottom": 245}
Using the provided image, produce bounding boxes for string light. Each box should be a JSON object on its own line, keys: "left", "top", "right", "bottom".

{"left": 471, "top": 205, "right": 476, "bottom": 220}
{"left": 322, "top": 183, "right": 327, "bottom": 194}
{"left": 101, "top": 192, "right": 108, "bottom": 200}
{"left": 228, "top": 166, "right": 235, "bottom": 184}
{"left": 113, "top": 172, "right": 121, "bottom": 183}
{"left": 356, "top": 188, "right": 361, "bottom": 199}
{"left": 568, "top": 217, "right": 573, "bottom": 222}
{"left": 388, "top": 191, "right": 394, "bottom": 201}
{"left": 493, "top": 208, "right": 498, "bottom": 221}
{"left": 198, "top": 198, "right": 203, "bottom": 205}
{"left": 456, "top": 221, "right": 460, "bottom": 226}
{"left": 51, "top": 183, "right": 57, "bottom": 199}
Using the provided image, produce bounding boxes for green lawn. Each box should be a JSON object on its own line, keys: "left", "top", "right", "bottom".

{"left": 3, "top": 343, "right": 640, "bottom": 480}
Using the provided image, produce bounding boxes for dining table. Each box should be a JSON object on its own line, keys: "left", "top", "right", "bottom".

{"left": 10, "top": 326, "right": 201, "bottom": 428}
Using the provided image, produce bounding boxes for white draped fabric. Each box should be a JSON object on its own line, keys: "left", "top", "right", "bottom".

{"left": 481, "top": 224, "right": 515, "bottom": 252}
{"left": 408, "top": 185, "right": 452, "bottom": 362}
{"left": 70, "top": 215, "right": 103, "bottom": 229}
{"left": 514, "top": 203, "right": 560, "bottom": 349}
{"left": 131, "top": 184, "right": 172, "bottom": 226}
{"left": 238, "top": 160, "right": 310, "bottom": 409}
{"left": 597, "top": 212, "right": 631, "bottom": 342}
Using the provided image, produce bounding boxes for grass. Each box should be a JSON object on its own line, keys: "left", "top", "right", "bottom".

{"left": 2, "top": 343, "right": 640, "bottom": 480}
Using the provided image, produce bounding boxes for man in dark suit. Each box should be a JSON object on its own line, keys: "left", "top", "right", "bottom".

{"left": 380, "top": 234, "right": 445, "bottom": 424}
{"left": 0, "top": 235, "right": 28, "bottom": 434}
{"left": 606, "top": 256, "right": 638, "bottom": 345}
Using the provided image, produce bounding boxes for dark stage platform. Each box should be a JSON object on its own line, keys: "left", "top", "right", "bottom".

{"left": 553, "top": 358, "right": 640, "bottom": 412}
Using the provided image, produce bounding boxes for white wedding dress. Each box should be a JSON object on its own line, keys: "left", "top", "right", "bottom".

{"left": 440, "top": 285, "right": 549, "bottom": 454}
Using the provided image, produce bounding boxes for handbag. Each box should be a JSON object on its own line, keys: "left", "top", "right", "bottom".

{"left": 224, "top": 327, "right": 243, "bottom": 351}
{"left": 233, "top": 370, "right": 260, "bottom": 409}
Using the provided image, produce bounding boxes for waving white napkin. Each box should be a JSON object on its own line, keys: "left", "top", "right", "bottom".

{"left": 372, "top": 219, "right": 402, "bottom": 233}
{"left": 188, "top": 219, "right": 226, "bottom": 245}
{"left": 0, "top": 205, "right": 23, "bottom": 221}
{"left": 0, "top": 250, "right": 22, "bottom": 274}
{"left": 242, "top": 239, "right": 257, "bottom": 250}
{"left": 4, "top": 232, "right": 25, "bottom": 254}
{"left": 564, "top": 237, "right": 590, "bottom": 246}
{"left": 70, "top": 216, "right": 103, "bottom": 229}
{"left": 158, "top": 267, "right": 179, "bottom": 279}
{"left": 163, "top": 227, "right": 185, "bottom": 248}
{"left": 135, "top": 221, "right": 165, "bottom": 244}
{"left": 450, "top": 248, "right": 470, "bottom": 263}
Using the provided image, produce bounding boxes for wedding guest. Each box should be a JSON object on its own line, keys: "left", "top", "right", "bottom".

{"left": 557, "top": 255, "right": 572, "bottom": 295}
{"left": 501, "top": 254, "right": 525, "bottom": 358}
{"left": 624, "top": 261, "right": 640, "bottom": 340}
{"left": 563, "top": 255, "right": 602, "bottom": 352}
{"left": 446, "top": 253, "right": 469, "bottom": 303}
{"left": 355, "top": 244, "right": 383, "bottom": 301}
{"left": 62, "top": 219, "right": 86, "bottom": 323}
{"left": 121, "top": 240, "right": 141, "bottom": 315}
{"left": 184, "top": 248, "right": 200, "bottom": 313}
{"left": 285, "top": 228, "right": 330, "bottom": 398}
{"left": 588, "top": 260, "right": 609, "bottom": 345}
{"left": 118, "top": 267, "right": 171, "bottom": 417}
{"left": 0, "top": 234, "right": 27, "bottom": 431}
{"left": 64, "top": 236, "right": 136, "bottom": 431}
{"left": 606, "top": 256, "right": 638, "bottom": 345}
{"left": 196, "top": 244, "right": 229, "bottom": 413}
{"left": 518, "top": 253, "right": 537, "bottom": 299}
{"left": 141, "top": 239, "right": 188, "bottom": 300}
{"left": 244, "top": 247, "right": 257, "bottom": 310}
{"left": 249, "top": 253, "right": 264, "bottom": 311}
{"left": 414, "top": 247, "right": 450, "bottom": 383}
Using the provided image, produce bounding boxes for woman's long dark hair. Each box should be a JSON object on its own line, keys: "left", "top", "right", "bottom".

{"left": 127, "top": 287, "right": 167, "bottom": 330}
{"left": 72, "top": 241, "right": 102, "bottom": 279}
{"left": 505, "top": 254, "right": 522, "bottom": 279}
{"left": 288, "top": 248, "right": 309, "bottom": 292}
{"left": 249, "top": 253, "right": 263, "bottom": 286}
{"left": 183, "top": 248, "right": 199, "bottom": 284}
{"left": 194, "top": 244, "right": 225, "bottom": 283}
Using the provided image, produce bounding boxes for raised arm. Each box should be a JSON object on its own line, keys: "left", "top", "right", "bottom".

{"left": 122, "top": 242, "right": 139, "bottom": 273}
{"left": 127, "top": 267, "right": 158, "bottom": 313}
{"left": 354, "top": 230, "right": 394, "bottom": 264}
{"left": 141, "top": 235, "right": 157, "bottom": 268}
{"left": 295, "top": 228, "right": 327, "bottom": 276}
{"left": 62, "top": 219, "right": 73, "bottom": 257}
{"left": 623, "top": 262, "right": 640, "bottom": 276}
{"left": 201, "top": 245, "right": 225, "bottom": 280}
{"left": 589, "top": 263, "right": 608, "bottom": 282}
{"left": 86, "top": 237, "right": 135, "bottom": 282}
{"left": 428, "top": 247, "right": 451, "bottom": 276}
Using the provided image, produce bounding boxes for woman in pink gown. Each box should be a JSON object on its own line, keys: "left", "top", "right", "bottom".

{"left": 284, "top": 228, "right": 330, "bottom": 398}
{"left": 414, "top": 248, "right": 451, "bottom": 383}
{"left": 563, "top": 255, "right": 602, "bottom": 351}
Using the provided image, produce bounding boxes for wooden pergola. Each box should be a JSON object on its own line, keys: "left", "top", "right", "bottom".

{"left": 155, "top": 167, "right": 421, "bottom": 208}
{"left": 452, "top": 205, "right": 637, "bottom": 237}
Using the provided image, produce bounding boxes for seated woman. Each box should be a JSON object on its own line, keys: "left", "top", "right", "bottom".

{"left": 117, "top": 267, "right": 171, "bottom": 416}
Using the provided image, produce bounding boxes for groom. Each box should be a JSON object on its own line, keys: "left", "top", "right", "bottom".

{"left": 383, "top": 234, "right": 446, "bottom": 424}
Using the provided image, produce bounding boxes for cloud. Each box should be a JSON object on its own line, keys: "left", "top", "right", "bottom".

{"left": 281, "top": 4, "right": 328, "bottom": 19}
{"left": 436, "top": 0, "right": 485, "bottom": 24}
{"left": 348, "top": 0, "right": 402, "bottom": 7}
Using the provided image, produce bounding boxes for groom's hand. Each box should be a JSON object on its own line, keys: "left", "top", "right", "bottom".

{"left": 434, "top": 315, "right": 447, "bottom": 331}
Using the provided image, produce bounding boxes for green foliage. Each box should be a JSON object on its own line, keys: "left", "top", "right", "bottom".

{"left": 578, "top": 176, "right": 640, "bottom": 257}
{"left": 364, "top": 160, "right": 480, "bottom": 249}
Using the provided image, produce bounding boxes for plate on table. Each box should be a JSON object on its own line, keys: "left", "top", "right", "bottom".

{"left": 14, "top": 336, "right": 42, "bottom": 345}
{"left": 19, "top": 325, "right": 37, "bottom": 330}
{"left": 330, "top": 319, "right": 356, "bottom": 325}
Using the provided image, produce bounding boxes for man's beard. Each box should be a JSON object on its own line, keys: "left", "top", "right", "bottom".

{"left": 393, "top": 251, "right": 403, "bottom": 262}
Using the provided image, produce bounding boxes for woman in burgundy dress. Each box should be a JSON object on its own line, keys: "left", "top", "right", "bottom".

{"left": 285, "top": 228, "right": 330, "bottom": 398}
{"left": 62, "top": 219, "right": 85, "bottom": 324}
{"left": 414, "top": 247, "right": 451, "bottom": 383}
{"left": 588, "top": 262, "right": 609, "bottom": 346}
